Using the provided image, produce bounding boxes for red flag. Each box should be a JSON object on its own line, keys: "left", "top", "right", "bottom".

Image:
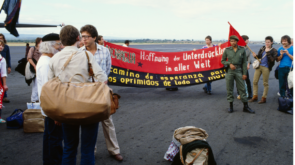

{"left": 228, "top": 22, "right": 246, "bottom": 47}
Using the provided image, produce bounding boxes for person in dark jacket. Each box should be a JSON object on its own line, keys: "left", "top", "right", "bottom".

{"left": 249, "top": 36, "right": 277, "bottom": 103}
{"left": 0, "top": 33, "right": 11, "bottom": 103}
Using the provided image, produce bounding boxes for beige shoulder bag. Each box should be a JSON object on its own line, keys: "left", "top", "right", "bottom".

{"left": 253, "top": 53, "right": 267, "bottom": 69}
{"left": 40, "top": 51, "right": 111, "bottom": 125}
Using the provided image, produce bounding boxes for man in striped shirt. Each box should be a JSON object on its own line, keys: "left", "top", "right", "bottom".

{"left": 80, "top": 25, "right": 123, "bottom": 162}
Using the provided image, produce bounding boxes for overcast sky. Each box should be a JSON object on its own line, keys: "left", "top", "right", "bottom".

{"left": 0, "top": 0, "right": 293, "bottom": 41}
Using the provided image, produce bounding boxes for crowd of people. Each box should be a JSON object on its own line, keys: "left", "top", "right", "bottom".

{"left": 195, "top": 34, "right": 293, "bottom": 113}
{"left": 0, "top": 25, "right": 293, "bottom": 164}
{"left": 222, "top": 34, "right": 293, "bottom": 113}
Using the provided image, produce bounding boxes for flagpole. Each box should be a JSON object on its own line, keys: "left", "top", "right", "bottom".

{"left": 246, "top": 45, "right": 261, "bottom": 63}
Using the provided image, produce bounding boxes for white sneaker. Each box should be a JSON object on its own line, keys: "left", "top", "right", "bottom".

{"left": 277, "top": 92, "right": 281, "bottom": 97}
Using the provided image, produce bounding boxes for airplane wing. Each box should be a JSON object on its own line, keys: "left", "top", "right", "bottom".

{"left": 0, "top": 23, "right": 60, "bottom": 28}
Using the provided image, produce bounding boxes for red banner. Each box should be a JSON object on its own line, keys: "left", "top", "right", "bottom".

{"left": 104, "top": 22, "right": 244, "bottom": 88}
{"left": 104, "top": 42, "right": 228, "bottom": 87}
{"left": 105, "top": 42, "right": 228, "bottom": 75}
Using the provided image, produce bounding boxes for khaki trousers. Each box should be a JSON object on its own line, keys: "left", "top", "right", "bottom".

{"left": 253, "top": 65, "right": 270, "bottom": 98}
{"left": 97, "top": 115, "right": 120, "bottom": 155}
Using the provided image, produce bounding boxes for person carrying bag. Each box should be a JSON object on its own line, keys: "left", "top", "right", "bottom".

{"left": 40, "top": 25, "right": 109, "bottom": 165}
{"left": 248, "top": 36, "right": 278, "bottom": 104}
{"left": 287, "top": 62, "right": 293, "bottom": 89}
{"left": 40, "top": 50, "right": 111, "bottom": 125}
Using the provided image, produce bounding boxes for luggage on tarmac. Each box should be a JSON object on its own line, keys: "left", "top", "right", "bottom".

{"left": 164, "top": 126, "right": 216, "bottom": 165}
{"left": 180, "top": 146, "right": 209, "bottom": 165}
{"left": 164, "top": 136, "right": 181, "bottom": 161}
{"left": 23, "top": 109, "right": 45, "bottom": 133}
{"left": 277, "top": 97, "right": 293, "bottom": 115}
{"left": 27, "top": 102, "right": 40, "bottom": 109}
{"left": 6, "top": 109, "right": 24, "bottom": 129}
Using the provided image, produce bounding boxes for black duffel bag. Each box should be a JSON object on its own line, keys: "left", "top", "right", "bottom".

{"left": 15, "top": 58, "right": 27, "bottom": 76}
{"left": 277, "top": 97, "right": 293, "bottom": 115}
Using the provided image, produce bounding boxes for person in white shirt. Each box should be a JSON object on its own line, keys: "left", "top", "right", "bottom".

{"left": 122, "top": 40, "right": 131, "bottom": 47}
{"left": 36, "top": 33, "right": 63, "bottom": 164}
{"left": 80, "top": 25, "right": 123, "bottom": 162}
{"left": 0, "top": 40, "right": 8, "bottom": 124}
{"left": 48, "top": 25, "right": 107, "bottom": 165}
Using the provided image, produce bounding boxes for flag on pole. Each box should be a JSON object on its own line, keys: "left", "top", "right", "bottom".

{"left": 0, "top": 0, "right": 22, "bottom": 37}
{"left": 228, "top": 22, "right": 246, "bottom": 47}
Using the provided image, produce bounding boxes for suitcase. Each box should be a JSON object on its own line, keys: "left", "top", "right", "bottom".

{"left": 23, "top": 109, "right": 45, "bottom": 133}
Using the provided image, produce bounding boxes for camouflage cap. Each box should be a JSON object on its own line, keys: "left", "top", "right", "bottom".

{"left": 229, "top": 35, "right": 239, "bottom": 41}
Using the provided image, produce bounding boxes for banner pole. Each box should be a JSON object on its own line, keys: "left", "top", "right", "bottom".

{"left": 246, "top": 45, "right": 261, "bottom": 63}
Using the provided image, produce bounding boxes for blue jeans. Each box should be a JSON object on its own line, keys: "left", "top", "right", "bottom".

{"left": 43, "top": 117, "right": 63, "bottom": 165}
{"left": 279, "top": 67, "right": 293, "bottom": 97}
{"left": 204, "top": 82, "right": 212, "bottom": 92}
{"left": 62, "top": 122, "right": 99, "bottom": 165}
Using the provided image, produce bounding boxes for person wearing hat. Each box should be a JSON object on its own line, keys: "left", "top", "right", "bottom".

{"left": 221, "top": 35, "right": 255, "bottom": 113}
{"left": 122, "top": 40, "right": 131, "bottom": 47}
{"left": 36, "top": 33, "right": 63, "bottom": 165}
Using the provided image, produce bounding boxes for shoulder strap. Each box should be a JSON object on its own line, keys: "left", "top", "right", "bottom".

{"left": 57, "top": 51, "right": 77, "bottom": 77}
{"left": 261, "top": 52, "right": 267, "bottom": 60}
{"left": 180, "top": 145, "right": 185, "bottom": 165}
{"left": 180, "top": 145, "right": 205, "bottom": 165}
{"left": 188, "top": 148, "right": 205, "bottom": 165}
{"left": 85, "top": 51, "right": 95, "bottom": 82}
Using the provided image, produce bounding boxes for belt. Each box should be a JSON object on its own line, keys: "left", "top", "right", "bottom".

{"left": 233, "top": 65, "right": 241, "bottom": 68}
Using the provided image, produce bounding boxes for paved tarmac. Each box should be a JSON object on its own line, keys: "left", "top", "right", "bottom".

{"left": 0, "top": 44, "right": 292, "bottom": 165}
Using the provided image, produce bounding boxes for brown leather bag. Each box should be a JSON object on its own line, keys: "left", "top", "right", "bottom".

{"left": 110, "top": 91, "right": 121, "bottom": 115}
{"left": 40, "top": 51, "right": 111, "bottom": 125}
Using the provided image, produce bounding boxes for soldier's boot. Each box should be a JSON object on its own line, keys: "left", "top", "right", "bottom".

{"left": 243, "top": 102, "right": 255, "bottom": 114}
{"left": 228, "top": 102, "right": 233, "bottom": 113}
{"left": 258, "top": 97, "right": 266, "bottom": 104}
{"left": 248, "top": 95, "right": 258, "bottom": 102}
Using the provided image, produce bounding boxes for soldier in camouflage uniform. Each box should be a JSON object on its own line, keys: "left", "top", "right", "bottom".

{"left": 221, "top": 35, "right": 255, "bottom": 113}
